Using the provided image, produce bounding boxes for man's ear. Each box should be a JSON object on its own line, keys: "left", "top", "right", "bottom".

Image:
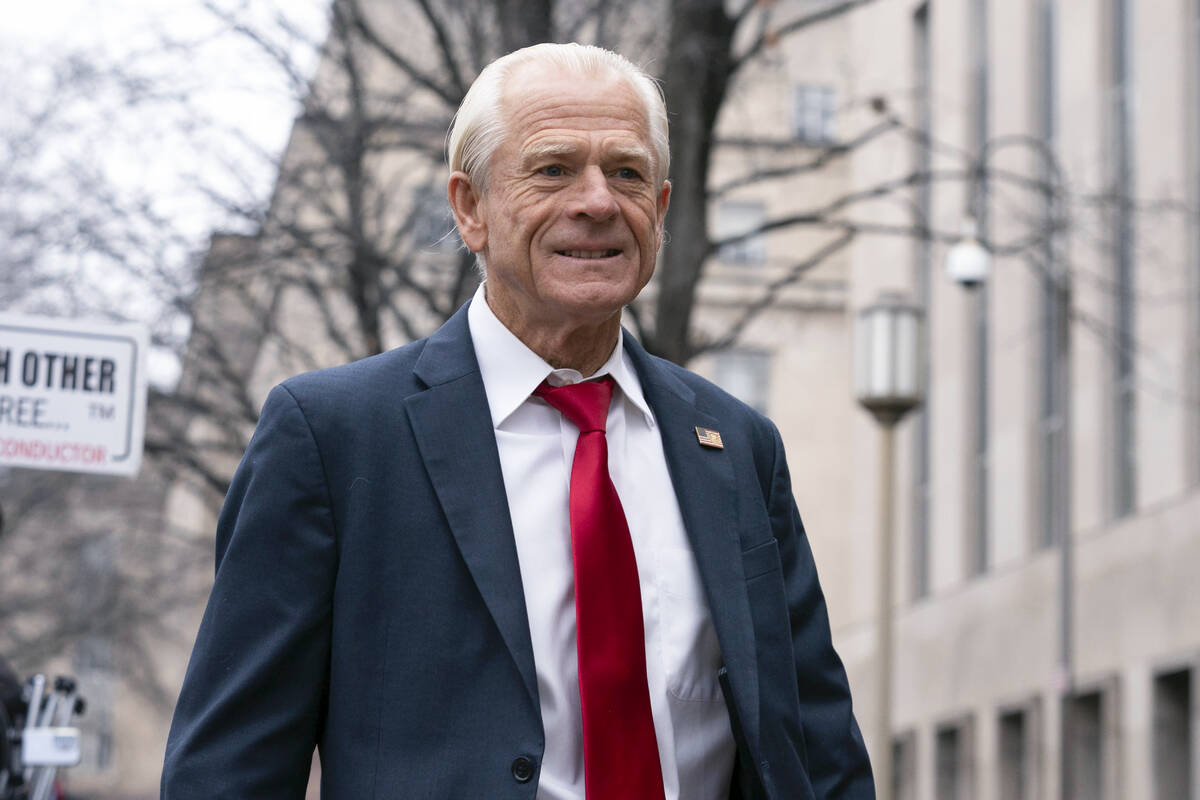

{"left": 655, "top": 179, "right": 671, "bottom": 240}
{"left": 448, "top": 171, "right": 488, "bottom": 252}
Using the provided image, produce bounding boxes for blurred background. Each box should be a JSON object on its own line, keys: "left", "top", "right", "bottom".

{"left": 1, "top": 1, "right": 1197, "bottom": 798}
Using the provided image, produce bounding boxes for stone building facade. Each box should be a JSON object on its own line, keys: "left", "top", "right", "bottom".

{"left": 825, "top": 2, "right": 1200, "bottom": 799}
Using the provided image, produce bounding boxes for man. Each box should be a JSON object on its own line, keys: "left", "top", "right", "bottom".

{"left": 162, "top": 43, "right": 873, "bottom": 799}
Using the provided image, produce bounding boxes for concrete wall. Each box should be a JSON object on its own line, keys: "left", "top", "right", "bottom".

{"left": 828, "top": 1, "right": 1200, "bottom": 797}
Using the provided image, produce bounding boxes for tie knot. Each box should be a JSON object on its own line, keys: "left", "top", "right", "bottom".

{"left": 534, "top": 376, "right": 614, "bottom": 433}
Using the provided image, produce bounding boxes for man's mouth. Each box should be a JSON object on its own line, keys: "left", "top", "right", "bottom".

{"left": 556, "top": 249, "right": 622, "bottom": 259}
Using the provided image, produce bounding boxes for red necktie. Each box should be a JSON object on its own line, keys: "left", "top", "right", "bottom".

{"left": 534, "top": 377, "right": 666, "bottom": 799}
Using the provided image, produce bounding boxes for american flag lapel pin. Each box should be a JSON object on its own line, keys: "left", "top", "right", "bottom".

{"left": 695, "top": 426, "right": 724, "bottom": 449}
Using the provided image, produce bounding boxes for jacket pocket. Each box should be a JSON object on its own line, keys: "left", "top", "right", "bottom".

{"left": 741, "top": 538, "right": 782, "bottom": 581}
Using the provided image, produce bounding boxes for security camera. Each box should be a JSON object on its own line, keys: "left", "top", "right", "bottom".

{"left": 945, "top": 222, "right": 990, "bottom": 289}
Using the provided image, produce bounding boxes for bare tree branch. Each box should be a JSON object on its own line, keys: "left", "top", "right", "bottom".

{"left": 730, "top": 0, "right": 884, "bottom": 74}
{"left": 340, "top": 0, "right": 464, "bottom": 107}
{"left": 710, "top": 118, "right": 900, "bottom": 198}
{"left": 698, "top": 230, "right": 856, "bottom": 355}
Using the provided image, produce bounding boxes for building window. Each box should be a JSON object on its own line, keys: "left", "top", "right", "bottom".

{"left": 911, "top": 1, "right": 932, "bottom": 599}
{"left": 1109, "top": 0, "right": 1136, "bottom": 517}
{"left": 1068, "top": 691, "right": 1104, "bottom": 800}
{"left": 894, "top": 731, "right": 918, "bottom": 800}
{"left": 410, "top": 185, "right": 458, "bottom": 253}
{"left": 793, "top": 84, "right": 836, "bottom": 143}
{"left": 1153, "top": 669, "right": 1193, "bottom": 800}
{"left": 712, "top": 349, "right": 771, "bottom": 414}
{"left": 999, "top": 705, "right": 1040, "bottom": 800}
{"left": 715, "top": 201, "right": 767, "bottom": 265}
{"left": 936, "top": 717, "right": 974, "bottom": 800}
{"left": 1065, "top": 685, "right": 1119, "bottom": 800}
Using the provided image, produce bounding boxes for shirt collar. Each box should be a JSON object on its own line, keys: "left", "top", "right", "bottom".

{"left": 466, "top": 283, "right": 655, "bottom": 429}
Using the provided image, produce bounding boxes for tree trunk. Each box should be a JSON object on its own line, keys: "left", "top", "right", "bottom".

{"left": 652, "top": 0, "right": 735, "bottom": 365}
{"left": 497, "top": 0, "right": 554, "bottom": 51}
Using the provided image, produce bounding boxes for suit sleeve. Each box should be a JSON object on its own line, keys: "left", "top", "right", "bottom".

{"left": 766, "top": 423, "right": 875, "bottom": 799}
{"left": 162, "top": 384, "right": 337, "bottom": 799}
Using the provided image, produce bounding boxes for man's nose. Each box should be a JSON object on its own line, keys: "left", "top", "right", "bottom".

{"left": 569, "top": 166, "right": 619, "bottom": 221}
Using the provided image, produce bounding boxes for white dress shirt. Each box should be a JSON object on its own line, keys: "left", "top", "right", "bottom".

{"left": 467, "top": 286, "right": 736, "bottom": 799}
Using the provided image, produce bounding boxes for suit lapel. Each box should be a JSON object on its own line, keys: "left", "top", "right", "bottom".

{"left": 625, "top": 336, "right": 762, "bottom": 757}
{"left": 406, "top": 304, "right": 539, "bottom": 710}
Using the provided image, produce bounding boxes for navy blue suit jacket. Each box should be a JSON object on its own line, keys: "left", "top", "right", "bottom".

{"left": 161, "top": 302, "right": 873, "bottom": 799}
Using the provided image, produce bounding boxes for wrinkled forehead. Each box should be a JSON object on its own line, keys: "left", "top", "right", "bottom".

{"left": 499, "top": 61, "right": 651, "bottom": 140}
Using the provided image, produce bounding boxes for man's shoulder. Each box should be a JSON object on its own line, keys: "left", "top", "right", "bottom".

{"left": 635, "top": 351, "right": 798, "bottom": 520}
{"left": 275, "top": 337, "right": 431, "bottom": 410}
{"left": 630, "top": 345, "right": 784, "bottom": 480}
{"left": 634, "top": 347, "right": 774, "bottom": 430}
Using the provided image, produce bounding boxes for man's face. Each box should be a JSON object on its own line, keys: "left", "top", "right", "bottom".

{"left": 452, "top": 64, "right": 670, "bottom": 337}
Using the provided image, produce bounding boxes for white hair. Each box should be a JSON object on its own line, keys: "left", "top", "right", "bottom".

{"left": 447, "top": 42, "right": 670, "bottom": 192}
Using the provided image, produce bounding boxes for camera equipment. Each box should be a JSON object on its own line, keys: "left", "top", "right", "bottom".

{"left": 1, "top": 657, "right": 85, "bottom": 800}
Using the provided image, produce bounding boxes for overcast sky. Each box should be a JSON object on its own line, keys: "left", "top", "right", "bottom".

{"left": 5, "top": 0, "right": 329, "bottom": 190}
{"left": 3, "top": 1, "right": 330, "bottom": 385}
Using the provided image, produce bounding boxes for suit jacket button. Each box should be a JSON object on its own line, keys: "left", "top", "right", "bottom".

{"left": 511, "top": 755, "right": 535, "bottom": 783}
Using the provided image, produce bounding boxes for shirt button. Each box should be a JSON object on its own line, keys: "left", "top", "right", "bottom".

{"left": 511, "top": 755, "right": 536, "bottom": 783}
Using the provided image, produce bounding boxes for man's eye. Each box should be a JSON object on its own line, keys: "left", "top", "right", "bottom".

{"left": 541, "top": 165, "right": 565, "bottom": 177}
{"left": 616, "top": 167, "right": 643, "bottom": 180}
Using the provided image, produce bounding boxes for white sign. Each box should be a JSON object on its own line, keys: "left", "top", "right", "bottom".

{"left": 0, "top": 314, "right": 149, "bottom": 477}
{"left": 22, "top": 727, "right": 82, "bottom": 767}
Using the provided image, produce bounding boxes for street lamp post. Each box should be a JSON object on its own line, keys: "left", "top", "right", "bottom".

{"left": 854, "top": 291, "right": 924, "bottom": 800}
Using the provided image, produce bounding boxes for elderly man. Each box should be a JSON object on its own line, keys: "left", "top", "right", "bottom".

{"left": 162, "top": 43, "right": 872, "bottom": 799}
